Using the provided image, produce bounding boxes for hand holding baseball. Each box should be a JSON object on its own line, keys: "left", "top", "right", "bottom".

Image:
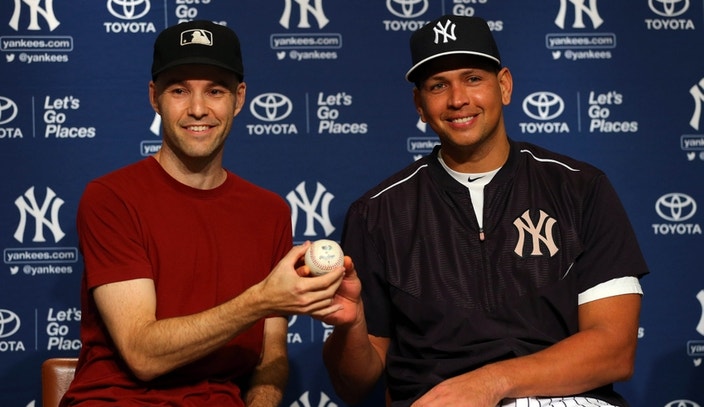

{"left": 304, "top": 239, "right": 345, "bottom": 276}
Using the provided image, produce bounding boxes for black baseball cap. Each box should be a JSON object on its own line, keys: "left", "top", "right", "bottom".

{"left": 406, "top": 15, "right": 501, "bottom": 82}
{"left": 151, "top": 20, "right": 244, "bottom": 81}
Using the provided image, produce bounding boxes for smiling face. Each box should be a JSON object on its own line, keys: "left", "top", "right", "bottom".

{"left": 149, "top": 64, "right": 246, "bottom": 165}
{"left": 413, "top": 55, "right": 512, "bottom": 171}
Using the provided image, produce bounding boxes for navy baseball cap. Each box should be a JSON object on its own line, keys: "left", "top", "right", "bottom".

{"left": 406, "top": 15, "right": 501, "bottom": 82}
{"left": 151, "top": 20, "right": 244, "bottom": 81}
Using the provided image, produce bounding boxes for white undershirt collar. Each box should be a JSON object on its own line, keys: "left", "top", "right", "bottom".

{"left": 437, "top": 150, "right": 500, "bottom": 228}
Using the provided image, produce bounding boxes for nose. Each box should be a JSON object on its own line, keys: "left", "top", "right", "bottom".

{"left": 188, "top": 93, "right": 208, "bottom": 118}
{"left": 448, "top": 84, "right": 470, "bottom": 109}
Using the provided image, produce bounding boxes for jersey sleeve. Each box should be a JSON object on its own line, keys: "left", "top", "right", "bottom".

{"left": 575, "top": 174, "right": 649, "bottom": 293}
{"left": 77, "top": 180, "right": 154, "bottom": 290}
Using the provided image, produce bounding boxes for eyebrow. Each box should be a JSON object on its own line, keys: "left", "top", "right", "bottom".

{"left": 160, "top": 77, "right": 238, "bottom": 90}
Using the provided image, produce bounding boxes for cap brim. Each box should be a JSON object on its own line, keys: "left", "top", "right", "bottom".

{"left": 152, "top": 57, "right": 243, "bottom": 79}
{"left": 405, "top": 50, "right": 501, "bottom": 82}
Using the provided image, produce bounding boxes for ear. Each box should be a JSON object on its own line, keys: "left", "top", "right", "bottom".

{"left": 148, "top": 81, "right": 160, "bottom": 114}
{"left": 412, "top": 87, "right": 427, "bottom": 123}
{"left": 497, "top": 67, "right": 513, "bottom": 106}
{"left": 233, "top": 82, "right": 247, "bottom": 117}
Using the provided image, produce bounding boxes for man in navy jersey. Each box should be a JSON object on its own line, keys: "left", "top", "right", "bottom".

{"left": 321, "top": 15, "right": 648, "bottom": 407}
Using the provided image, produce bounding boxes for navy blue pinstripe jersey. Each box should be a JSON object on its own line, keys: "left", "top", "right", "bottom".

{"left": 341, "top": 141, "right": 649, "bottom": 406}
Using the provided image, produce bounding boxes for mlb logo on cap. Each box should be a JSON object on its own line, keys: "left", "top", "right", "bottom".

{"left": 180, "top": 29, "right": 213, "bottom": 46}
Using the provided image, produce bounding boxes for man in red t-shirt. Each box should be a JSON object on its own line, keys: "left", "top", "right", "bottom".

{"left": 61, "top": 20, "right": 347, "bottom": 406}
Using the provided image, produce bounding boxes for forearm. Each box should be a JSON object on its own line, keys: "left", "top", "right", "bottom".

{"left": 246, "top": 317, "right": 289, "bottom": 407}
{"left": 466, "top": 294, "right": 641, "bottom": 402}
{"left": 100, "top": 282, "right": 271, "bottom": 381}
{"left": 322, "top": 306, "right": 385, "bottom": 404}
{"left": 246, "top": 367, "right": 287, "bottom": 407}
{"left": 485, "top": 325, "right": 636, "bottom": 400}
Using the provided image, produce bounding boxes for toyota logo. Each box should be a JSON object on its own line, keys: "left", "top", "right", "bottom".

{"left": 522, "top": 91, "right": 564, "bottom": 121}
{"left": 0, "top": 309, "right": 21, "bottom": 339}
{"left": 250, "top": 93, "right": 293, "bottom": 122}
{"left": 655, "top": 193, "right": 697, "bottom": 222}
{"left": 387, "top": 0, "right": 429, "bottom": 18}
{"left": 648, "top": 0, "right": 689, "bottom": 17}
{"left": 107, "top": 0, "right": 151, "bottom": 20}
{"left": 0, "top": 96, "right": 18, "bottom": 125}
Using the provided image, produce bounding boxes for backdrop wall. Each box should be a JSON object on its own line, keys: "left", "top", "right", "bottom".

{"left": 1, "top": 1, "right": 702, "bottom": 406}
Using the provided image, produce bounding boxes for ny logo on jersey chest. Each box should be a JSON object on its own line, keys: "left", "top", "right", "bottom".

{"left": 513, "top": 209, "right": 559, "bottom": 257}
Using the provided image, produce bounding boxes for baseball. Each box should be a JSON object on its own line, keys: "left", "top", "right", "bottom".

{"left": 304, "top": 239, "right": 344, "bottom": 276}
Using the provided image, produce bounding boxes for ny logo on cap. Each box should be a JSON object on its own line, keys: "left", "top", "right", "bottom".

{"left": 180, "top": 29, "right": 213, "bottom": 46}
{"left": 433, "top": 19, "right": 456, "bottom": 44}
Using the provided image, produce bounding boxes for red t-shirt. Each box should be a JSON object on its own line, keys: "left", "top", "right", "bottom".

{"left": 61, "top": 157, "right": 292, "bottom": 406}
